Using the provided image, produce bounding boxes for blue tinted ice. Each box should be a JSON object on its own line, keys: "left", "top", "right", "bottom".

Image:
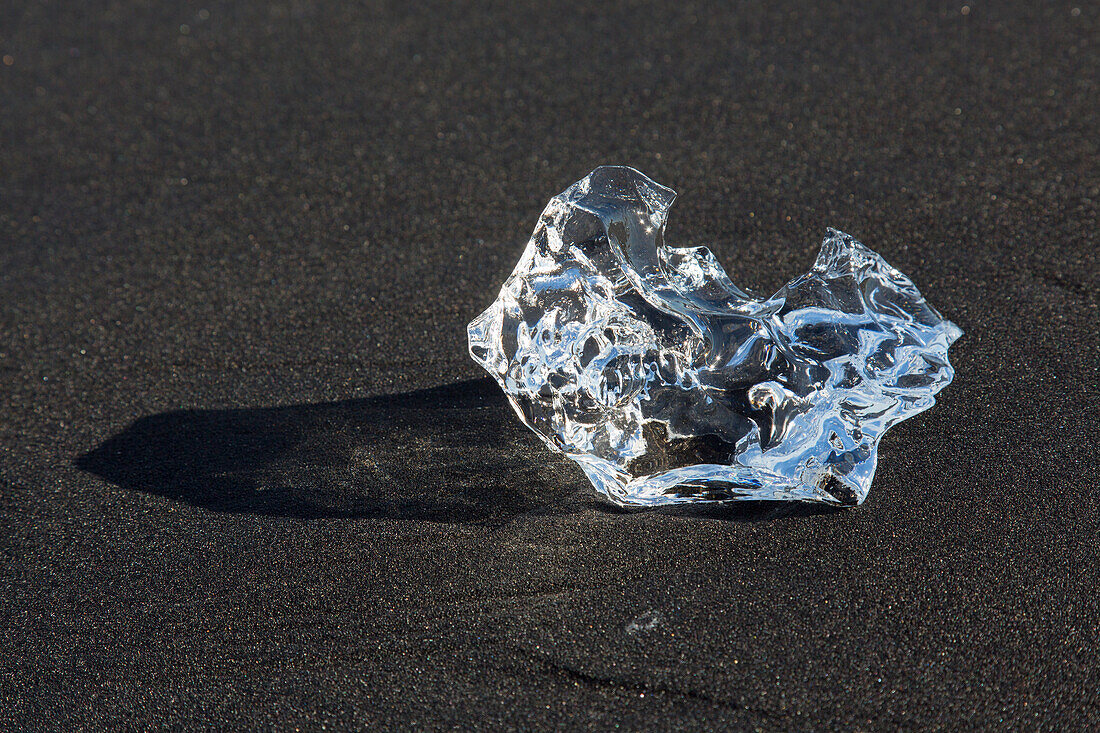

{"left": 468, "top": 166, "right": 962, "bottom": 507}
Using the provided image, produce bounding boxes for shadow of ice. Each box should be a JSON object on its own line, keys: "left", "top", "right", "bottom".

{"left": 76, "top": 378, "right": 591, "bottom": 522}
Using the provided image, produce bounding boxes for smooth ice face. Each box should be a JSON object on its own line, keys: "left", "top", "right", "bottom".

{"left": 468, "top": 166, "right": 961, "bottom": 507}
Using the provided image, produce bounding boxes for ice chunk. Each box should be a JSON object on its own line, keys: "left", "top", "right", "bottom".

{"left": 468, "top": 166, "right": 961, "bottom": 507}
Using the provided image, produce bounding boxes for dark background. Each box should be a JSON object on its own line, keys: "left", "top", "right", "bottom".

{"left": 2, "top": 1, "right": 1098, "bottom": 729}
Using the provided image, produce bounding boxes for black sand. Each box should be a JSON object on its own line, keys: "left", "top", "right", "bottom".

{"left": 2, "top": 2, "right": 1098, "bottom": 729}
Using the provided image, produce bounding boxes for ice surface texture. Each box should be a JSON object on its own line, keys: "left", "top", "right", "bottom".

{"left": 468, "top": 166, "right": 961, "bottom": 507}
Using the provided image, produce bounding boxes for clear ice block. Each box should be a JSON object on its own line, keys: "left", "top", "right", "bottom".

{"left": 468, "top": 166, "right": 961, "bottom": 507}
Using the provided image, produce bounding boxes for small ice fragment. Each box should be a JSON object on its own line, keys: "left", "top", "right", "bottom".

{"left": 625, "top": 610, "right": 665, "bottom": 635}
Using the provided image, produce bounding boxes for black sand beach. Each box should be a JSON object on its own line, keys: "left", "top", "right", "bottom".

{"left": 2, "top": 2, "right": 1098, "bottom": 728}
